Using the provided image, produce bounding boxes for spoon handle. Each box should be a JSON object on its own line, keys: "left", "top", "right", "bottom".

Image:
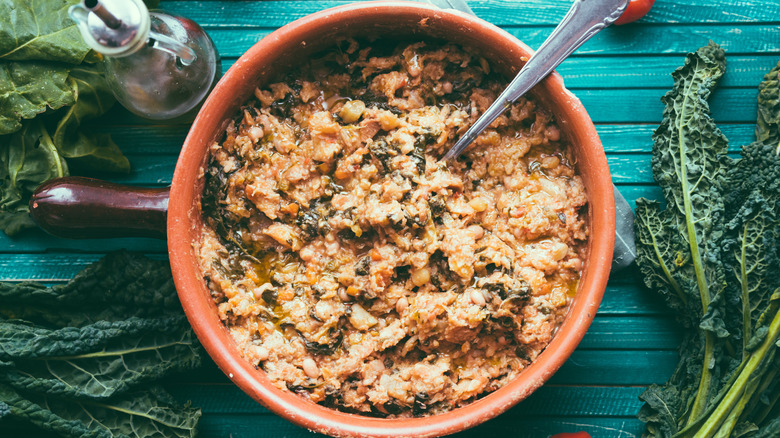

{"left": 443, "top": 0, "right": 629, "bottom": 161}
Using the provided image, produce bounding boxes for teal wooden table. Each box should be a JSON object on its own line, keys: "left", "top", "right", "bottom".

{"left": 2, "top": 0, "right": 778, "bottom": 436}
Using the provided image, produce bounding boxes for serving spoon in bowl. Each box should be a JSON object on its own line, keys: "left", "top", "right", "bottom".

{"left": 431, "top": 0, "right": 637, "bottom": 270}
{"left": 442, "top": 0, "right": 629, "bottom": 159}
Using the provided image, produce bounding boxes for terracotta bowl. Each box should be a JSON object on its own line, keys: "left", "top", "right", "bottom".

{"left": 168, "top": 2, "right": 616, "bottom": 437}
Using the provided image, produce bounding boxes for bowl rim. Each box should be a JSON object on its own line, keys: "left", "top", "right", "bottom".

{"left": 169, "top": 2, "right": 616, "bottom": 437}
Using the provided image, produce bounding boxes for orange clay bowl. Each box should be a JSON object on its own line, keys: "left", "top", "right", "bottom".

{"left": 168, "top": 2, "right": 616, "bottom": 437}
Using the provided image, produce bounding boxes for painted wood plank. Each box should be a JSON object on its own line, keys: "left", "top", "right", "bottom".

{"left": 211, "top": 54, "right": 778, "bottom": 89}
{"left": 454, "top": 417, "right": 644, "bottom": 438}
{"left": 613, "top": 185, "right": 664, "bottom": 209}
{"left": 596, "top": 123, "right": 755, "bottom": 153}
{"left": 601, "top": 284, "right": 669, "bottom": 316}
{"left": 574, "top": 88, "right": 758, "bottom": 124}
{"left": 205, "top": 25, "right": 780, "bottom": 59}
{"left": 555, "top": 55, "right": 777, "bottom": 89}
{"left": 0, "top": 253, "right": 166, "bottom": 281}
{"left": 0, "top": 232, "right": 167, "bottom": 253}
{"left": 549, "top": 350, "right": 677, "bottom": 385}
{"left": 580, "top": 316, "right": 682, "bottom": 350}
{"left": 95, "top": 87, "right": 762, "bottom": 126}
{"left": 162, "top": 0, "right": 780, "bottom": 27}
{"left": 163, "top": 384, "right": 647, "bottom": 417}
{"left": 199, "top": 414, "right": 647, "bottom": 438}
{"left": 0, "top": 414, "right": 647, "bottom": 438}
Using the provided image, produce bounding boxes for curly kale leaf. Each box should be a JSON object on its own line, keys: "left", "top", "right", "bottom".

{"left": 0, "top": 384, "right": 200, "bottom": 438}
{"left": 638, "top": 331, "right": 708, "bottom": 437}
{"left": 0, "top": 252, "right": 203, "bottom": 438}
{"left": 635, "top": 200, "right": 696, "bottom": 326}
{"left": 637, "top": 47, "right": 780, "bottom": 438}
{"left": 753, "top": 418, "right": 780, "bottom": 438}
{"left": 0, "top": 317, "right": 200, "bottom": 399}
{"left": 0, "top": 251, "right": 180, "bottom": 326}
{"left": 722, "top": 61, "right": 780, "bottom": 355}
{"left": 650, "top": 41, "right": 728, "bottom": 321}
{"left": 638, "top": 41, "right": 732, "bottom": 425}
{"left": 755, "top": 61, "right": 780, "bottom": 151}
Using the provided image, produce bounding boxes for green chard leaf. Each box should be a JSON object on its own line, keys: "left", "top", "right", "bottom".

{"left": 0, "top": 61, "right": 76, "bottom": 135}
{"left": 0, "top": 64, "right": 130, "bottom": 236}
{"left": 52, "top": 65, "right": 129, "bottom": 173}
{"left": 0, "top": 384, "right": 200, "bottom": 438}
{"left": 0, "top": 119, "right": 68, "bottom": 236}
{"left": 0, "top": 1, "right": 92, "bottom": 64}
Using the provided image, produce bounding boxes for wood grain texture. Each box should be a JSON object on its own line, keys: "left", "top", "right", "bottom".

{"left": 162, "top": 0, "right": 780, "bottom": 26}
{"left": 213, "top": 54, "right": 778, "bottom": 89}
{"left": 205, "top": 26, "right": 780, "bottom": 58}
{"left": 162, "top": 384, "right": 648, "bottom": 417}
{"left": 0, "top": 415, "right": 647, "bottom": 438}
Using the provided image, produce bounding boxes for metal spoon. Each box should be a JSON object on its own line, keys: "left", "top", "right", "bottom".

{"left": 442, "top": 0, "right": 629, "bottom": 160}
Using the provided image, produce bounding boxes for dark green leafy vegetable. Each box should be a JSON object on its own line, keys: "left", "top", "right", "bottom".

{"left": 635, "top": 43, "right": 780, "bottom": 438}
{"left": 0, "top": 61, "right": 76, "bottom": 134}
{"left": 0, "top": 120, "right": 69, "bottom": 236}
{"left": 52, "top": 66, "right": 128, "bottom": 172}
{"left": 0, "top": 1, "right": 94, "bottom": 64}
{"left": 0, "top": 385, "right": 199, "bottom": 438}
{"left": 0, "top": 252, "right": 203, "bottom": 438}
{"left": 0, "top": 0, "right": 159, "bottom": 64}
{"left": 0, "top": 1, "right": 139, "bottom": 237}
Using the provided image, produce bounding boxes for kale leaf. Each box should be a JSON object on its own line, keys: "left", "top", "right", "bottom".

{"left": 0, "top": 251, "right": 180, "bottom": 326}
{"left": 636, "top": 45, "right": 780, "bottom": 438}
{"left": 0, "top": 252, "right": 203, "bottom": 438}
{"left": 0, "top": 317, "right": 200, "bottom": 400}
{"left": 0, "top": 384, "right": 200, "bottom": 438}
